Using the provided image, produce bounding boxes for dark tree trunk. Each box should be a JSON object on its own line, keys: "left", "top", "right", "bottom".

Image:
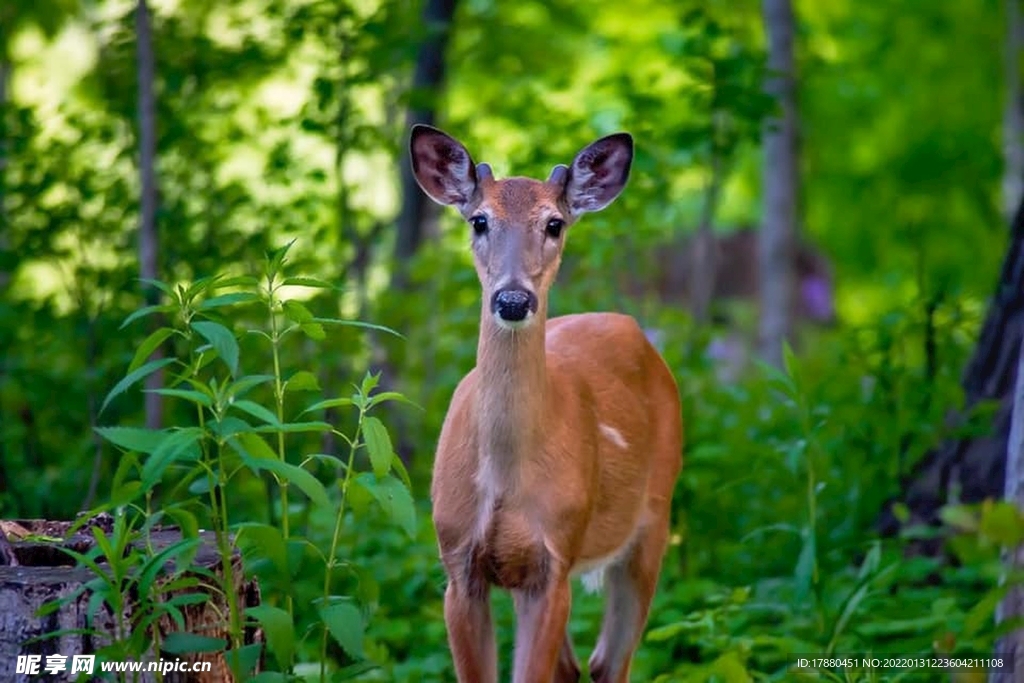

{"left": 687, "top": 123, "right": 723, "bottom": 325}
{"left": 880, "top": 195, "right": 1024, "bottom": 541}
{"left": 1004, "top": 0, "right": 1024, "bottom": 224}
{"left": 136, "top": 0, "right": 162, "bottom": 431}
{"left": 759, "top": 0, "right": 799, "bottom": 368}
{"left": 992, "top": 334, "right": 1024, "bottom": 683}
{"left": 376, "top": 0, "right": 457, "bottom": 464}
{"left": 392, "top": 0, "right": 457, "bottom": 285}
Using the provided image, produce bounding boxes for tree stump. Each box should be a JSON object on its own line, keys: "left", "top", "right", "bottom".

{"left": 0, "top": 517, "right": 262, "bottom": 682}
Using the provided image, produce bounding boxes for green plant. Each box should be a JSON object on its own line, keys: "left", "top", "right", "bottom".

{"left": 52, "top": 243, "right": 417, "bottom": 680}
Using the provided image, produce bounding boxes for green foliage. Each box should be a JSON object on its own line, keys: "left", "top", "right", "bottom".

{"left": 47, "top": 246, "right": 417, "bottom": 680}
{"left": 0, "top": 0, "right": 1017, "bottom": 680}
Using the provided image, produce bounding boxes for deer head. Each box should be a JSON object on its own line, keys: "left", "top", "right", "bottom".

{"left": 409, "top": 124, "right": 633, "bottom": 330}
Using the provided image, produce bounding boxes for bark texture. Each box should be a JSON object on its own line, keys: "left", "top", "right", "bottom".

{"left": 759, "top": 0, "right": 800, "bottom": 368}
{"left": 880, "top": 195, "right": 1024, "bottom": 543}
{"left": 393, "top": 0, "right": 457, "bottom": 281}
{"left": 0, "top": 518, "right": 261, "bottom": 682}
{"left": 1004, "top": 0, "right": 1024, "bottom": 224}
{"left": 991, "top": 334, "right": 1024, "bottom": 683}
{"left": 136, "top": 0, "right": 162, "bottom": 431}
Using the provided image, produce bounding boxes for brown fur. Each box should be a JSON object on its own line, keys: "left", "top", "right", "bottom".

{"left": 412, "top": 125, "right": 684, "bottom": 683}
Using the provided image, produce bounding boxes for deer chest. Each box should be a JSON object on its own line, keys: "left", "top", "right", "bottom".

{"left": 463, "top": 506, "right": 550, "bottom": 594}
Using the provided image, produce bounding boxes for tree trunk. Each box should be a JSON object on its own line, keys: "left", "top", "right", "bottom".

{"left": 688, "top": 126, "right": 723, "bottom": 325}
{"left": 1004, "top": 0, "right": 1024, "bottom": 224}
{"left": 377, "top": 0, "right": 458, "bottom": 464}
{"left": 759, "top": 0, "right": 799, "bottom": 368}
{"left": 0, "top": 56, "right": 9, "bottom": 293}
{"left": 392, "top": 0, "right": 457, "bottom": 284}
{"left": 136, "top": 0, "right": 162, "bottom": 431}
{"left": 880, "top": 193, "right": 1024, "bottom": 544}
{"left": 991, "top": 334, "right": 1024, "bottom": 682}
{"left": 0, "top": 518, "right": 262, "bottom": 682}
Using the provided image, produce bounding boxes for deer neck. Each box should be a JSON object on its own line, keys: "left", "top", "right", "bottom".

{"left": 474, "top": 303, "right": 549, "bottom": 486}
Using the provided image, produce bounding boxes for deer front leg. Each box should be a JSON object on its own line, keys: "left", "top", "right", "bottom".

{"left": 511, "top": 575, "right": 573, "bottom": 683}
{"left": 444, "top": 580, "right": 497, "bottom": 683}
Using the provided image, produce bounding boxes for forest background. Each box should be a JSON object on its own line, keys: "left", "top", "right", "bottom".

{"left": 2, "top": 0, "right": 1023, "bottom": 680}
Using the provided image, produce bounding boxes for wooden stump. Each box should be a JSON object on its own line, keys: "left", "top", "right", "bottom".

{"left": 0, "top": 517, "right": 262, "bottom": 682}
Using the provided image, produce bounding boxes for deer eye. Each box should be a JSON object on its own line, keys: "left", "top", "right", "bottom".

{"left": 470, "top": 215, "right": 488, "bottom": 235}
{"left": 546, "top": 218, "right": 565, "bottom": 239}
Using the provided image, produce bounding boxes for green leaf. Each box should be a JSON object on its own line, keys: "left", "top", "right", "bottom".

{"left": 128, "top": 327, "right": 176, "bottom": 373}
{"left": 226, "top": 374, "right": 276, "bottom": 399}
{"left": 794, "top": 528, "right": 817, "bottom": 602}
{"left": 367, "top": 391, "right": 422, "bottom": 411}
{"left": 232, "top": 399, "right": 280, "bottom": 426}
{"left": 980, "top": 500, "right": 1024, "bottom": 545}
{"left": 939, "top": 504, "right": 979, "bottom": 533}
{"left": 138, "top": 277, "right": 177, "bottom": 298}
{"left": 95, "top": 427, "right": 169, "bottom": 453}
{"left": 162, "top": 632, "right": 226, "bottom": 655}
{"left": 300, "top": 322, "right": 326, "bottom": 340}
{"left": 192, "top": 320, "right": 240, "bottom": 376}
{"left": 138, "top": 538, "right": 201, "bottom": 597}
{"left": 198, "top": 292, "right": 260, "bottom": 310}
{"left": 353, "top": 473, "right": 416, "bottom": 538}
{"left": 302, "top": 396, "right": 355, "bottom": 414}
{"left": 283, "top": 276, "right": 337, "bottom": 289}
{"left": 211, "top": 416, "right": 255, "bottom": 440}
{"left": 362, "top": 416, "right": 393, "bottom": 478}
{"left": 320, "top": 602, "right": 364, "bottom": 659}
{"left": 164, "top": 507, "right": 200, "bottom": 546}
{"left": 391, "top": 451, "right": 413, "bottom": 490}
{"left": 282, "top": 299, "right": 315, "bottom": 324}
{"left": 236, "top": 523, "right": 289, "bottom": 577}
{"left": 100, "top": 356, "right": 177, "bottom": 415}
{"left": 146, "top": 387, "right": 213, "bottom": 407}
{"left": 285, "top": 370, "right": 320, "bottom": 392}
{"left": 245, "top": 605, "right": 294, "bottom": 667}
{"left": 233, "top": 432, "right": 278, "bottom": 460}
{"left": 316, "top": 318, "right": 403, "bottom": 339}
{"left": 119, "top": 304, "right": 175, "bottom": 330}
{"left": 226, "top": 643, "right": 264, "bottom": 680}
{"left": 141, "top": 428, "right": 204, "bottom": 490}
{"left": 241, "top": 456, "right": 331, "bottom": 509}
{"left": 253, "top": 421, "right": 332, "bottom": 434}
{"left": 332, "top": 662, "right": 379, "bottom": 681}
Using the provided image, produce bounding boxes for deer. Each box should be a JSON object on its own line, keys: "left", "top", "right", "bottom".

{"left": 409, "top": 124, "right": 684, "bottom": 683}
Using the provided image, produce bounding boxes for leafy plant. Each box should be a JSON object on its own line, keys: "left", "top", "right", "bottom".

{"left": 48, "top": 243, "right": 417, "bottom": 680}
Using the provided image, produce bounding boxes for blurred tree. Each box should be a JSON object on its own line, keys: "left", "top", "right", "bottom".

{"left": 135, "top": 0, "right": 162, "bottom": 431}
{"left": 393, "top": 0, "right": 457, "bottom": 288}
{"left": 993, "top": 331, "right": 1024, "bottom": 681}
{"left": 759, "top": 0, "right": 799, "bottom": 368}
{"left": 1004, "top": 0, "right": 1024, "bottom": 223}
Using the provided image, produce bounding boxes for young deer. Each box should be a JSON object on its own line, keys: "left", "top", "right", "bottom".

{"left": 410, "top": 125, "right": 683, "bottom": 683}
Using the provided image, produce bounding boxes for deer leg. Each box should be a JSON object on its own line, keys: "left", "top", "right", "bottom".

{"left": 511, "top": 576, "right": 573, "bottom": 683}
{"left": 588, "top": 517, "right": 670, "bottom": 683}
{"left": 444, "top": 580, "right": 497, "bottom": 683}
{"left": 555, "top": 629, "right": 582, "bottom": 683}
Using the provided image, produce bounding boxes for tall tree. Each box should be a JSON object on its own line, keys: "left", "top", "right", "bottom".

{"left": 1005, "top": 0, "right": 1024, "bottom": 224}
{"left": 992, "top": 333, "right": 1024, "bottom": 681}
{"left": 881, "top": 195, "right": 1024, "bottom": 543}
{"left": 393, "top": 0, "right": 457, "bottom": 284}
{"left": 758, "top": 0, "right": 799, "bottom": 368}
{"left": 136, "top": 0, "right": 161, "bottom": 430}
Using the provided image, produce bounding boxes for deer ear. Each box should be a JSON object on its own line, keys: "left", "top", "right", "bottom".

{"left": 563, "top": 133, "right": 633, "bottom": 215}
{"left": 410, "top": 125, "right": 479, "bottom": 211}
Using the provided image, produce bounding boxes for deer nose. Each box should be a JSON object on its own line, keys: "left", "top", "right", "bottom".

{"left": 492, "top": 288, "right": 537, "bottom": 322}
